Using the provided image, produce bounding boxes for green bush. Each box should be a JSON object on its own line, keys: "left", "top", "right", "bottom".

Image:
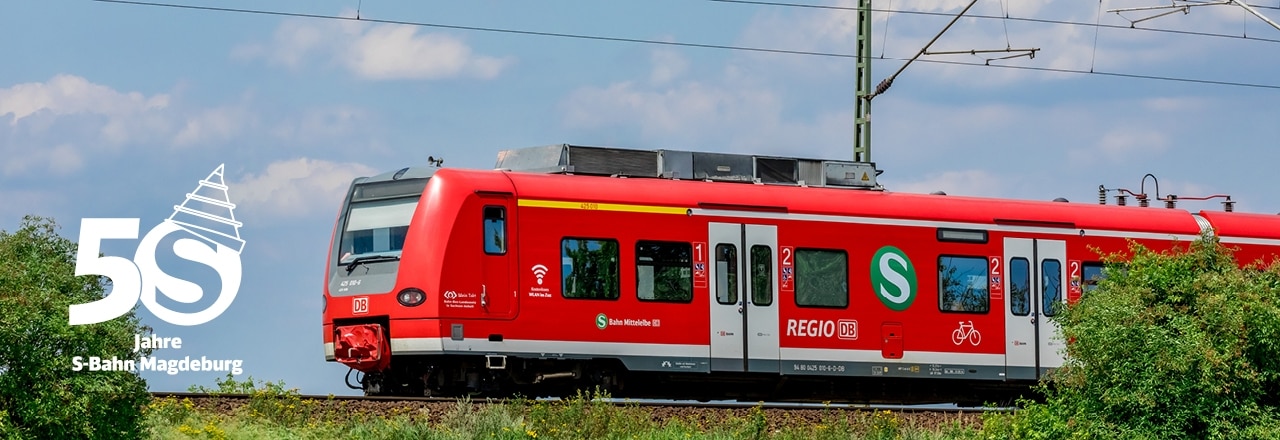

{"left": 0, "top": 216, "right": 152, "bottom": 439}
{"left": 1026, "top": 235, "right": 1280, "bottom": 439}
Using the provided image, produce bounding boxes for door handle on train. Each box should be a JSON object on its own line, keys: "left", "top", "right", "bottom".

{"left": 481, "top": 285, "right": 488, "bottom": 309}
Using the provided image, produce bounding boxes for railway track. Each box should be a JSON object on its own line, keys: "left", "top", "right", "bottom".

{"left": 149, "top": 391, "right": 1008, "bottom": 413}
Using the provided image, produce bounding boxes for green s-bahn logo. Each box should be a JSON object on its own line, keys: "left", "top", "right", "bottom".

{"left": 870, "top": 246, "right": 917, "bottom": 311}
{"left": 595, "top": 313, "right": 608, "bottom": 330}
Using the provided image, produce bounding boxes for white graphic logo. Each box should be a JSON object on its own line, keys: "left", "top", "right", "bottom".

{"left": 69, "top": 165, "right": 246, "bottom": 327}
{"left": 531, "top": 264, "right": 548, "bottom": 285}
{"left": 951, "top": 321, "right": 982, "bottom": 346}
{"left": 352, "top": 297, "right": 369, "bottom": 315}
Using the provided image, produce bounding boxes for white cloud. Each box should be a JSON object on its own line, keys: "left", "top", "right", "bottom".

{"left": 0, "top": 74, "right": 168, "bottom": 125}
{"left": 1095, "top": 128, "right": 1170, "bottom": 160}
{"left": 649, "top": 49, "right": 690, "bottom": 85}
{"left": 345, "top": 25, "right": 510, "bottom": 80}
{"left": 174, "top": 104, "right": 254, "bottom": 147}
{"left": 230, "top": 158, "right": 378, "bottom": 221}
{"left": 0, "top": 143, "right": 83, "bottom": 177}
{"left": 561, "top": 49, "right": 858, "bottom": 154}
{"left": 884, "top": 169, "right": 1008, "bottom": 197}
{"left": 235, "top": 14, "right": 513, "bottom": 81}
{"left": 271, "top": 105, "right": 370, "bottom": 144}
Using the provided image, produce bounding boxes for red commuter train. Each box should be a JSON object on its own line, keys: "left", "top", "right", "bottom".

{"left": 322, "top": 145, "right": 1280, "bottom": 404}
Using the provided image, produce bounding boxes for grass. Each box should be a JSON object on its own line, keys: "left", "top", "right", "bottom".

{"left": 145, "top": 377, "right": 1000, "bottom": 440}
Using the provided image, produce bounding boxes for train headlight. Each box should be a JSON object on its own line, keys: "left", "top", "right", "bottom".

{"left": 397, "top": 288, "right": 426, "bottom": 307}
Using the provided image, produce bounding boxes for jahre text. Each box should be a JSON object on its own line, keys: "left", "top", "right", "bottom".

{"left": 135, "top": 333, "right": 182, "bottom": 352}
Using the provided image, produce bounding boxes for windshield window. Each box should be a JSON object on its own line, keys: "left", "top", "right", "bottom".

{"left": 340, "top": 197, "right": 417, "bottom": 264}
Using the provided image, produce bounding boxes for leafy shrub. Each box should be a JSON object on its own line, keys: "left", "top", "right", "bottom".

{"left": 1025, "top": 235, "right": 1280, "bottom": 439}
{"left": 0, "top": 216, "right": 152, "bottom": 439}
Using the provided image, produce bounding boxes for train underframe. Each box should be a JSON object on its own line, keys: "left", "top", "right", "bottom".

{"left": 356, "top": 354, "right": 1036, "bottom": 406}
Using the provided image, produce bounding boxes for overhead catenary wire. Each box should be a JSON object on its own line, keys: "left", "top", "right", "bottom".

{"left": 91, "top": 0, "right": 1280, "bottom": 91}
{"left": 705, "top": 0, "right": 1280, "bottom": 45}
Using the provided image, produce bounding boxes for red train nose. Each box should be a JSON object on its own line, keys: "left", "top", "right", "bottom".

{"left": 334, "top": 324, "right": 390, "bottom": 372}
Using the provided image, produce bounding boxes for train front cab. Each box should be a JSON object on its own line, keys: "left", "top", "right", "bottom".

{"left": 323, "top": 167, "right": 524, "bottom": 395}
{"left": 323, "top": 166, "right": 439, "bottom": 394}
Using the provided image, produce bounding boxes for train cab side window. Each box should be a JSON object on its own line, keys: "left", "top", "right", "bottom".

{"left": 636, "top": 241, "right": 693, "bottom": 302}
{"left": 715, "top": 244, "right": 739, "bottom": 305}
{"left": 939, "top": 255, "right": 990, "bottom": 313}
{"left": 795, "top": 249, "right": 848, "bottom": 308}
{"left": 483, "top": 206, "right": 506, "bottom": 255}
{"left": 561, "top": 238, "right": 620, "bottom": 300}
{"left": 1042, "top": 259, "right": 1063, "bottom": 316}
{"left": 1009, "top": 258, "right": 1031, "bottom": 316}
{"left": 1082, "top": 262, "right": 1104, "bottom": 293}
{"left": 750, "top": 245, "right": 773, "bottom": 307}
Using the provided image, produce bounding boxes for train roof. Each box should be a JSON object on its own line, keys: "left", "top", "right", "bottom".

{"left": 380, "top": 145, "right": 1280, "bottom": 241}
{"left": 493, "top": 170, "right": 1207, "bottom": 236}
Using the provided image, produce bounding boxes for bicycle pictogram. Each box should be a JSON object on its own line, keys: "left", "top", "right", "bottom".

{"left": 951, "top": 320, "right": 981, "bottom": 346}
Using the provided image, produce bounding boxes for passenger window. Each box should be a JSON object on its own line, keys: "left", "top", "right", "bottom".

{"left": 715, "top": 244, "right": 738, "bottom": 305}
{"left": 561, "top": 238, "right": 619, "bottom": 300}
{"left": 1043, "top": 259, "right": 1063, "bottom": 316}
{"left": 483, "top": 206, "right": 506, "bottom": 255}
{"left": 750, "top": 245, "right": 773, "bottom": 306}
{"left": 939, "top": 255, "right": 990, "bottom": 313}
{"left": 795, "top": 248, "right": 848, "bottom": 308}
{"left": 1082, "top": 262, "right": 1104, "bottom": 293}
{"left": 1009, "top": 258, "right": 1030, "bottom": 316}
{"left": 636, "top": 241, "right": 693, "bottom": 302}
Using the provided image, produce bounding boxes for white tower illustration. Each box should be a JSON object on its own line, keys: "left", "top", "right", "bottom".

{"left": 167, "top": 164, "right": 245, "bottom": 254}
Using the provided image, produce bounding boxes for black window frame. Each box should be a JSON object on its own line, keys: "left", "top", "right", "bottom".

{"left": 482, "top": 206, "right": 506, "bottom": 255}
{"left": 1082, "top": 261, "right": 1104, "bottom": 293}
{"left": 938, "top": 255, "right": 991, "bottom": 314}
{"left": 635, "top": 240, "right": 694, "bottom": 303}
{"left": 750, "top": 245, "right": 773, "bottom": 307}
{"left": 1009, "top": 257, "right": 1031, "bottom": 316}
{"left": 560, "top": 237, "right": 620, "bottom": 300}
{"left": 1042, "top": 259, "right": 1063, "bottom": 316}
{"left": 714, "top": 243, "right": 739, "bottom": 305}
{"left": 794, "top": 248, "right": 849, "bottom": 309}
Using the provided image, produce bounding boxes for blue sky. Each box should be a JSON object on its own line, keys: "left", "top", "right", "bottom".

{"left": 3, "top": 0, "right": 1278, "bottom": 396}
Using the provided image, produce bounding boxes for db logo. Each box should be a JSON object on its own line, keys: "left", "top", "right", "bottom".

{"left": 352, "top": 297, "right": 369, "bottom": 314}
{"left": 67, "top": 165, "right": 246, "bottom": 327}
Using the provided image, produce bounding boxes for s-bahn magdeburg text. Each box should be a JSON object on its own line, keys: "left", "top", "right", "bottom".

{"left": 71, "top": 333, "right": 244, "bottom": 375}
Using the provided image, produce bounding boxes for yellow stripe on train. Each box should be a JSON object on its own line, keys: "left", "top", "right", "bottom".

{"left": 517, "top": 199, "right": 687, "bottom": 215}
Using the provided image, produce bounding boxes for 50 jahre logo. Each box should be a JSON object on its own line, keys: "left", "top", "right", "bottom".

{"left": 69, "top": 164, "right": 246, "bottom": 327}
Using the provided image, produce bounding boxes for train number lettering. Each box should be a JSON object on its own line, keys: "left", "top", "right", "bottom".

{"left": 787, "top": 319, "right": 836, "bottom": 338}
{"left": 580, "top": 202, "right": 598, "bottom": 210}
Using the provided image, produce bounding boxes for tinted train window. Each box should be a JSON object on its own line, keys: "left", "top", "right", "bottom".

{"left": 340, "top": 197, "right": 415, "bottom": 263}
{"left": 1082, "top": 262, "right": 1104, "bottom": 293}
{"left": 1009, "top": 258, "right": 1031, "bottom": 316}
{"left": 751, "top": 245, "right": 773, "bottom": 306}
{"left": 795, "top": 249, "right": 848, "bottom": 308}
{"left": 715, "top": 244, "right": 738, "bottom": 305}
{"left": 636, "top": 241, "right": 693, "bottom": 302}
{"left": 561, "top": 238, "right": 620, "bottom": 300}
{"left": 483, "top": 206, "right": 506, "bottom": 255}
{"left": 1043, "top": 259, "right": 1062, "bottom": 316}
{"left": 939, "top": 256, "right": 990, "bottom": 313}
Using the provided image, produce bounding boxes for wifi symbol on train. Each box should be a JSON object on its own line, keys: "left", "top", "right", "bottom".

{"left": 531, "top": 264, "right": 549, "bottom": 285}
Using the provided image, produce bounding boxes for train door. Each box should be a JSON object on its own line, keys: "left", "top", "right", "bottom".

{"left": 1003, "top": 238, "right": 1066, "bottom": 379}
{"left": 707, "top": 223, "right": 780, "bottom": 372}
{"left": 479, "top": 195, "right": 518, "bottom": 319}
